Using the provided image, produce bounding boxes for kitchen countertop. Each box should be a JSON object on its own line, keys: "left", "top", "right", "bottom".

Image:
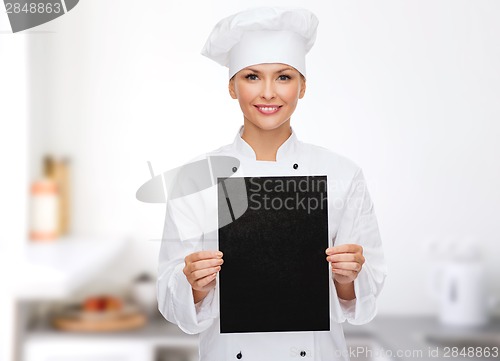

{"left": 26, "top": 314, "right": 500, "bottom": 360}
{"left": 343, "top": 315, "right": 500, "bottom": 361}
{"left": 26, "top": 312, "right": 199, "bottom": 348}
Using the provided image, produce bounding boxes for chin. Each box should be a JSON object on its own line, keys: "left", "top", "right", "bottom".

{"left": 248, "top": 118, "right": 289, "bottom": 131}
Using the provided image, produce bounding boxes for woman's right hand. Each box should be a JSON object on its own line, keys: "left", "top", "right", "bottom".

{"left": 183, "top": 250, "right": 224, "bottom": 303}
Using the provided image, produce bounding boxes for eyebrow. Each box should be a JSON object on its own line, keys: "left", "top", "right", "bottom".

{"left": 244, "top": 67, "right": 294, "bottom": 74}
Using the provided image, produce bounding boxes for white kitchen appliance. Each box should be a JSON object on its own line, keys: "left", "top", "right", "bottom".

{"left": 429, "top": 240, "right": 495, "bottom": 327}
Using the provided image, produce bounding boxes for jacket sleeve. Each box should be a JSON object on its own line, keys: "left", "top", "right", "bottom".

{"left": 330, "top": 167, "right": 388, "bottom": 325}
{"left": 156, "top": 194, "right": 218, "bottom": 334}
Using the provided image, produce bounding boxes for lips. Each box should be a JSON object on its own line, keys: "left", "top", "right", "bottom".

{"left": 254, "top": 104, "right": 282, "bottom": 115}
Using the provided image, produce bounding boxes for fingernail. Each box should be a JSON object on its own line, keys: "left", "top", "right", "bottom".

{"left": 217, "top": 251, "right": 223, "bottom": 257}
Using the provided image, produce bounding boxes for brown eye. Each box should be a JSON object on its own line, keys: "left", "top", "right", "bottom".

{"left": 245, "top": 73, "right": 258, "bottom": 80}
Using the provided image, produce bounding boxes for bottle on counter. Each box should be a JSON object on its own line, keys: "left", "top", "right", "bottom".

{"left": 29, "top": 176, "right": 59, "bottom": 242}
{"left": 29, "top": 155, "right": 72, "bottom": 242}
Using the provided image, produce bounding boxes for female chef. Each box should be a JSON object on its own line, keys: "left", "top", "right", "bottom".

{"left": 157, "top": 6, "right": 388, "bottom": 361}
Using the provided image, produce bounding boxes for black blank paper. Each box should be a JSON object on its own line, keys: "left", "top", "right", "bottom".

{"left": 217, "top": 175, "right": 330, "bottom": 333}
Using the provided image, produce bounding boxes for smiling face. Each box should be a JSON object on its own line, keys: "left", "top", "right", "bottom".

{"left": 228, "top": 63, "right": 306, "bottom": 132}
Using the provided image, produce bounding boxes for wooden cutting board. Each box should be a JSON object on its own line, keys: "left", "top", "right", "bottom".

{"left": 52, "top": 310, "right": 147, "bottom": 332}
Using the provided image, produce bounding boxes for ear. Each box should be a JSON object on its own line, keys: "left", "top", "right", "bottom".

{"left": 299, "top": 77, "right": 306, "bottom": 99}
{"left": 228, "top": 78, "right": 237, "bottom": 99}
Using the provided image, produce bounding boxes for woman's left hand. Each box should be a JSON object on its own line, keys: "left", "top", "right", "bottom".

{"left": 326, "top": 244, "right": 365, "bottom": 284}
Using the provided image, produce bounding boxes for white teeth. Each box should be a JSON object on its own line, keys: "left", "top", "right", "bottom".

{"left": 259, "top": 107, "right": 278, "bottom": 111}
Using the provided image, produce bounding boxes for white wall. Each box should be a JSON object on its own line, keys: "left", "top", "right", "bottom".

{"left": 25, "top": 0, "right": 500, "bottom": 315}
{"left": 0, "top": 10, "right": 29, "bottom": 361}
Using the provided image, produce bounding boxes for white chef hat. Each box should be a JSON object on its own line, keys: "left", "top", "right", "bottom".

{"left": 200, "top": 7, "right": 319, "bottom": 79}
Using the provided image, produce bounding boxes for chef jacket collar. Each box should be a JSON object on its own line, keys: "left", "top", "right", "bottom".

{"left": 233, "top": 125, "right": 299, "bottom": 162}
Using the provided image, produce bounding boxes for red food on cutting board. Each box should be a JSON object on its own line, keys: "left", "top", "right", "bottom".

{"left": 83, "top": 295, "right": 123, "bottom": 312}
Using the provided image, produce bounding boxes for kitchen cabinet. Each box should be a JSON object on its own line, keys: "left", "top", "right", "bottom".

{"left": 22, "top": 314, "right": 500, "bottom": 361}
{"left": 23, "top": 316, "right": 198, "bottom": 361}
{"left": 25, "top": 339, "right": 152, "bottom": 361}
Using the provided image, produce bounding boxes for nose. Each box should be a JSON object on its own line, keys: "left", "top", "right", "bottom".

{"left": 260, "top": 78, "right": 276, "bottom": 100}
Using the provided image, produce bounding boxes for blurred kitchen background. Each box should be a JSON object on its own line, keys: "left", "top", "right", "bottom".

{"left": 2, "top": 1, "right": 500, "bottom": 361}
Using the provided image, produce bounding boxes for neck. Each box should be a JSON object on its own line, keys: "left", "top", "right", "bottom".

{"left": 241, "top": 119, "right": 292, "bottom": 161}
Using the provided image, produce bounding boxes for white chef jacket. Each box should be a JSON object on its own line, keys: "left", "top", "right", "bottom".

{"left": 157, "top": 125, "right": 387, "bottom": 361}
